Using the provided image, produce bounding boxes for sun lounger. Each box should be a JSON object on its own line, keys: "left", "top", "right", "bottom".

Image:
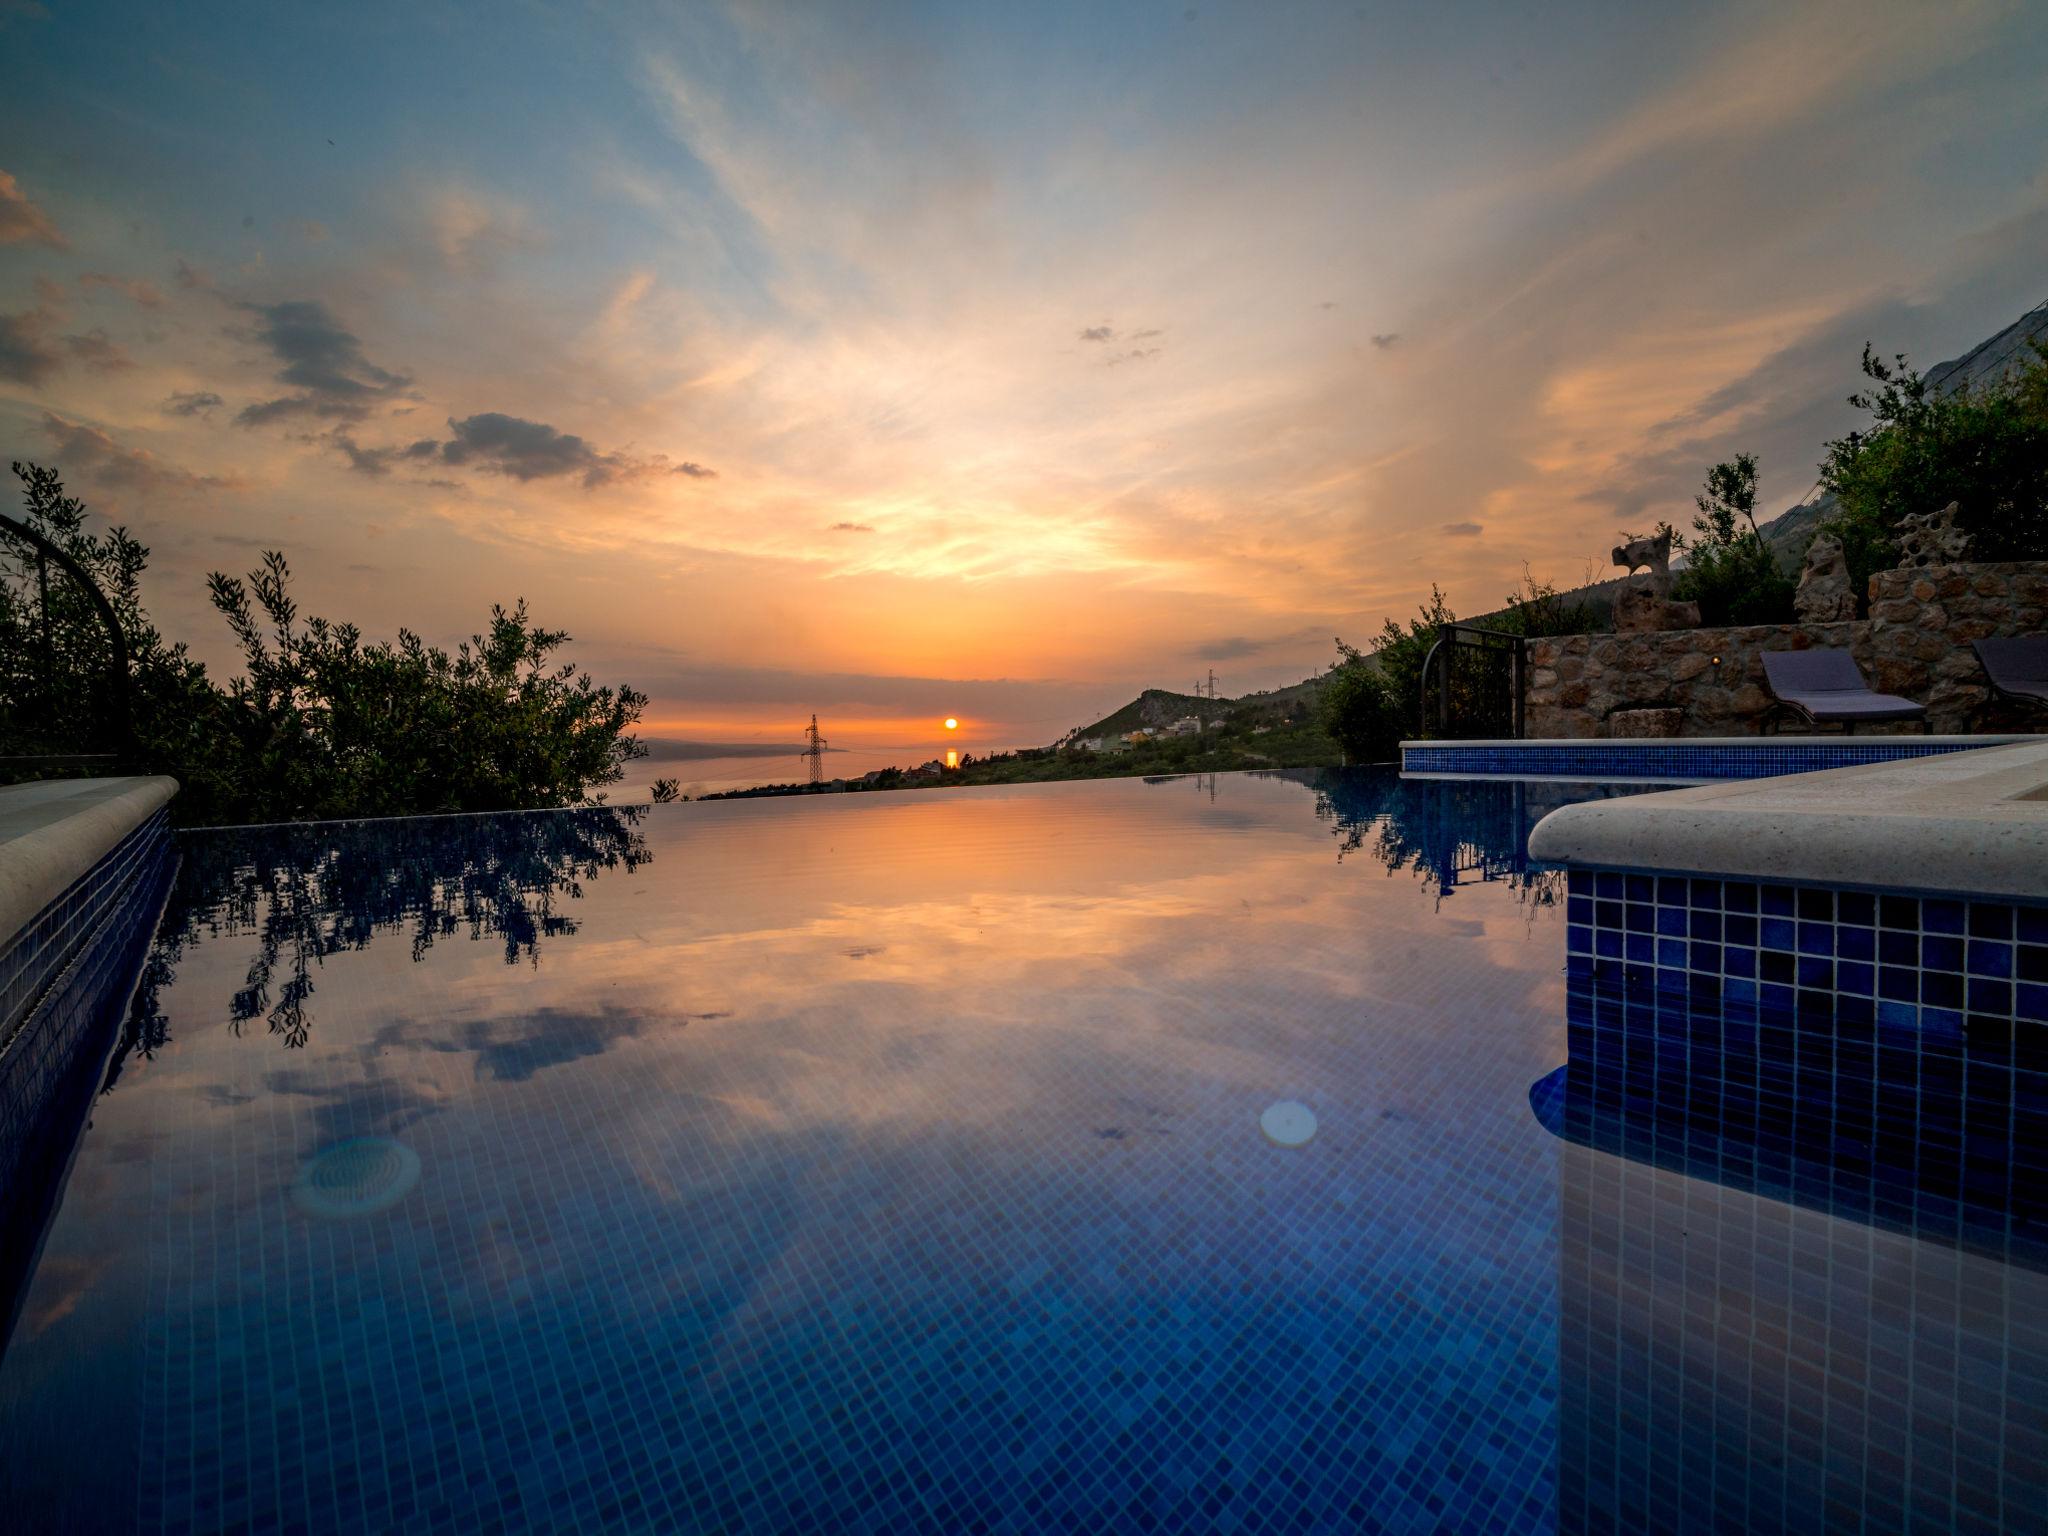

{"left": 1761, "top": 649, "right": 1928, "bottom": 734}
{"left": 1973, "top": 635, "right": 2048, "bottom": 720}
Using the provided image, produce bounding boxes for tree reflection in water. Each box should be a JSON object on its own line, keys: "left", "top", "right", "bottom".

{"left": 1295, "top": 767, "right": 1656, "bottom": 910}
{"left": 109, "top": 806, "right": 653, "bottom": 1081}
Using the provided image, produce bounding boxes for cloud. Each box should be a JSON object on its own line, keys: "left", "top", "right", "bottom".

{"left": 234, "top": 298, "right": 412, "bottom": 425}
{"left": 436, "top": 412, "right": 617, "bottom": 484}
{"left": 78, "top": 271, "right": 165, "bottom": 308}
{"left": 1440, "top": 521, "right": 1484, "bottom": 537}
{"left": 0, "top": 304, "right": 63, "bottom": 383}
{"left": 1191, "top": 636, "right": 1273, "bottom": 662}
{"left": 37, "top": 411, "right": 232, "bottom": 499}
{"left": 172, "top": 258, "right": 211, "bottom": 290}
{"left": 1078, "top": 325, "right": 1114, "bottom": 342}
{"left": 331, "top": 431, "right": 441, "bottom": 476}
{"left": 427, "top": 412, "right": 711, "bottom": 489}
{"left": 424, "top": 188, "right": 535, "bottom": 275}
{"left": 1370, "top": 333, "right": 1400, "bottom": 349}
{"left": 161, "top": 389, "right": 224, "bottom": 417}
{"left": 0, "top": 168, "right": 65, "bottom": 249}
{"left": 62, "top": 328, "right": 134, "bottom": 372}
{"left": 1106, "top": 347, "right": 1161, "bottom": 366}
{"left": 1189, "top": 626, "right": 1324, "bottom": 661}
{"left": 830, "top": 521, "right": 875, "bottom": 532}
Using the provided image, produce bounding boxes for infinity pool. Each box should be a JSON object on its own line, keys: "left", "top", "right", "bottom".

{"left": 0, "top": 770, "right": 2038, "bottom": 1533}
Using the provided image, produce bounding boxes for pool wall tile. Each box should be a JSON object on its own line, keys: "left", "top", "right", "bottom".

{"left": 1564, "top": 864, "right": 2048, "bottom": 1035}
{"left": 1404, "top": 739, "right": 1999, "bottom": 780}
{"left": 0, "top": 808, "right": 175, "bottom": 1348}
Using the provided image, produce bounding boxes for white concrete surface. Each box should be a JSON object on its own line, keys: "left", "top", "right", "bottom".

{"left": 1527, "top": 740, "right": 2048, "bottom": 899}
{"left": 0, "top": 776, "right": 179, "bottom": 952}
{"left": 1402, "top": 734, "right": 2032, "bottom": 750}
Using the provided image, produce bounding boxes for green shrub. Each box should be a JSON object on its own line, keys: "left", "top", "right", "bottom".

{"left": 1494, "top": 567, "right": 1604, "bottom": 639}
{"left": 1820, "top": 342, "right": 2048, "bottom": 597}
{"left": 1668, "top": 454, "right": 1797, "bottom": 625}
{"left": 1317, "top": 658, "right": 1405, "bottom": 763}
{"left": 3, "top": 462, "right": 648, "bottom": 824}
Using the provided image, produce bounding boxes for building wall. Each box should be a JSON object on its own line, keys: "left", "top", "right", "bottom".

{"left": 1522, "top": 561, "right": 2048, "bottom": 737}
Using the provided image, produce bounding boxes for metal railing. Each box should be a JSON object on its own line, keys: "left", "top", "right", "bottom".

{"left": 1418, "top": 623, "right": 1527, "bottom": 740}
{"left": 0, "top": 510, "right": 133, "bottom": 772}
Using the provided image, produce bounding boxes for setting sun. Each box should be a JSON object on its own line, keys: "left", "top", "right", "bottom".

{"left": 944, "top": 718, "right": 959, "bottom": 731}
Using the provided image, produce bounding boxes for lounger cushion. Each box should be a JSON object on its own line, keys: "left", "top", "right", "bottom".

{"left": 1762, "top": 649, "right": 1926, "bottom": 721}
{"left": 1776, "top": 691, "right": 1927, "bottom": 720}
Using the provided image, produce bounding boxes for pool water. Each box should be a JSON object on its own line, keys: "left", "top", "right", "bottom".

{"left": 0, "top": 770, "right": 2038, "bottom": 1533}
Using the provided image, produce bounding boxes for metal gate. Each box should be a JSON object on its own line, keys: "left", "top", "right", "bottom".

{"left": 1417, "top": 623, "right": 1526, "bottom": 740}
{"left": 1, "top": 510, "right": 134, "bottom": 775}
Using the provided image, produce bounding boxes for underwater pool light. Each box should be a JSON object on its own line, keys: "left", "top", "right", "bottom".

{"left": 292, "top": 1136, "right": 421, "bottom": 1218}
{"left": 1260, "top": 1101, "right": 1318, "bottom": 1147}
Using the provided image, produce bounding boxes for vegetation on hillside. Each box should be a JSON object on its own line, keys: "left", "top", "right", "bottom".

{"left": 1316, "top": 570, "right": 1602, "bottom": 761}
{"left": 707, "top": 714, "right": 1343, "bottom": 798}
{"left": 2, "top": 463, "right": 647, "bottom": 824}
{"left": 1669, "top": 453, "right": 1797, "bottom": 625}
{"left": 1819, "top": 341, "right": 2048, "bottom": 600}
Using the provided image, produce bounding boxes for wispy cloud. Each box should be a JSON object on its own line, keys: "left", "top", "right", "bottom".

{"left": 79, "top": 271, "right": 165, "bottom": 308}
{"left": 38, "top": 411, "right": 234, "bottom": 501}
{"left": 0, "top": 168, "right": 64, "bottom": 249}
{"left": 161, "top": 389, "right": 224, "bottom": 417}
{"left": 63, "top": 328, "right": 133, "bottom": 373}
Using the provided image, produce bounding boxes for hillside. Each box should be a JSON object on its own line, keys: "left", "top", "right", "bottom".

{"left": 1066, "top": 676, "right": 1323, "bottom": 744}
{"left": 1758, "top": 299, "right": 2048, "bottom": 570}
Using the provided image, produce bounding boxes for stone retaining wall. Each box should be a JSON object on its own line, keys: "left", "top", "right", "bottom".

{"left": 1523, "top": 561, "right": 2047, "bottom": 738}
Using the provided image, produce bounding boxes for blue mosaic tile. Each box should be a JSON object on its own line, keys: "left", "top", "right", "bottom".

{"left": 1564, "top": 866, "right": 2048, "bottom": 1033}
{"left": 1533, "top": 975, "right": 2046, "bottom": 1534}
{"left": 0, "top": 773, "right": 2037, "bottom": 1535}
{"left": 0, "top": 809, "right": 175, "bottom": 1349}
{"left": 1404, "top": 738, "right": 1999, "bottom": 780}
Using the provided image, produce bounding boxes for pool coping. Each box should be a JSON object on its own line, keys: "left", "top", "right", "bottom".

{"left": 0, "top": 777, "right": 179, "bottom": 956}
{"left": 1527, "top": 739, "right": 2048, "bottom": 902}
{"left": 1402, "top": 733, "right": 2031, "bottom": 749}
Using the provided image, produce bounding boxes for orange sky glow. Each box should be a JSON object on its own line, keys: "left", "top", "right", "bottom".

{"left": 4, "top": 1, "right": 2045, "bottom": 760}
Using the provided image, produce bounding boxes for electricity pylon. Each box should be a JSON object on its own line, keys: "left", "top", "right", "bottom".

{"left": 802, "top": 714, "right": 828, "bottom": 784}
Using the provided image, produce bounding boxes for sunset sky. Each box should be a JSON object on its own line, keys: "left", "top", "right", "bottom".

{"left": 3, "top": 0, "right": 2045, "bottom": 757}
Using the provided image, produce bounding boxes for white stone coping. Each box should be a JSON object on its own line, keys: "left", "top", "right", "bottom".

{"left": 0, "top": 776, "right": 179, "bottom": 954}
{"left": 1401, "top": 734, "right": 2032, "bottom": 749}
{"left": 1526, "top": 741, "right": 2048, "bottom": 901}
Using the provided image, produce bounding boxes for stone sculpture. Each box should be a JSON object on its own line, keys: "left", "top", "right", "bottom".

{"left": 1794, "top": 530, "right": 1857, "bottom": 622}
{"left": 1895, "top": 500, "right": 1971, "bottom": 568}
{"left": 1610, "top": 528, "right": 1673, "bottom": 592}
{"left": 1609, "top": 526, "right": 1698, "bottom": 632}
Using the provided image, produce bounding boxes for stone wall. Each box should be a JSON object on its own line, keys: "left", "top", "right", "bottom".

{"left": 1866, "top": 562, "right": 2048, "bottom": 732}
{"left": 1523, "top": 561, "right": 2047, "bottom": 738}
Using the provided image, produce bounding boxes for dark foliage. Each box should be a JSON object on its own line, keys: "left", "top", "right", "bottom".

{"left": 1820, "top": 342, "right": 2048, "bottom": 599}
{"left": 1317, "top": 656, "right": 1404, "bottom": 764}
{"left": 1669, "top": 453, "right": 1797, "bottom": 625}
{"left": 2, "top": 463, "right": 649, "bottom": 824}
{"left": 109, "top": 804, "right": 652, "bottom": 1075}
